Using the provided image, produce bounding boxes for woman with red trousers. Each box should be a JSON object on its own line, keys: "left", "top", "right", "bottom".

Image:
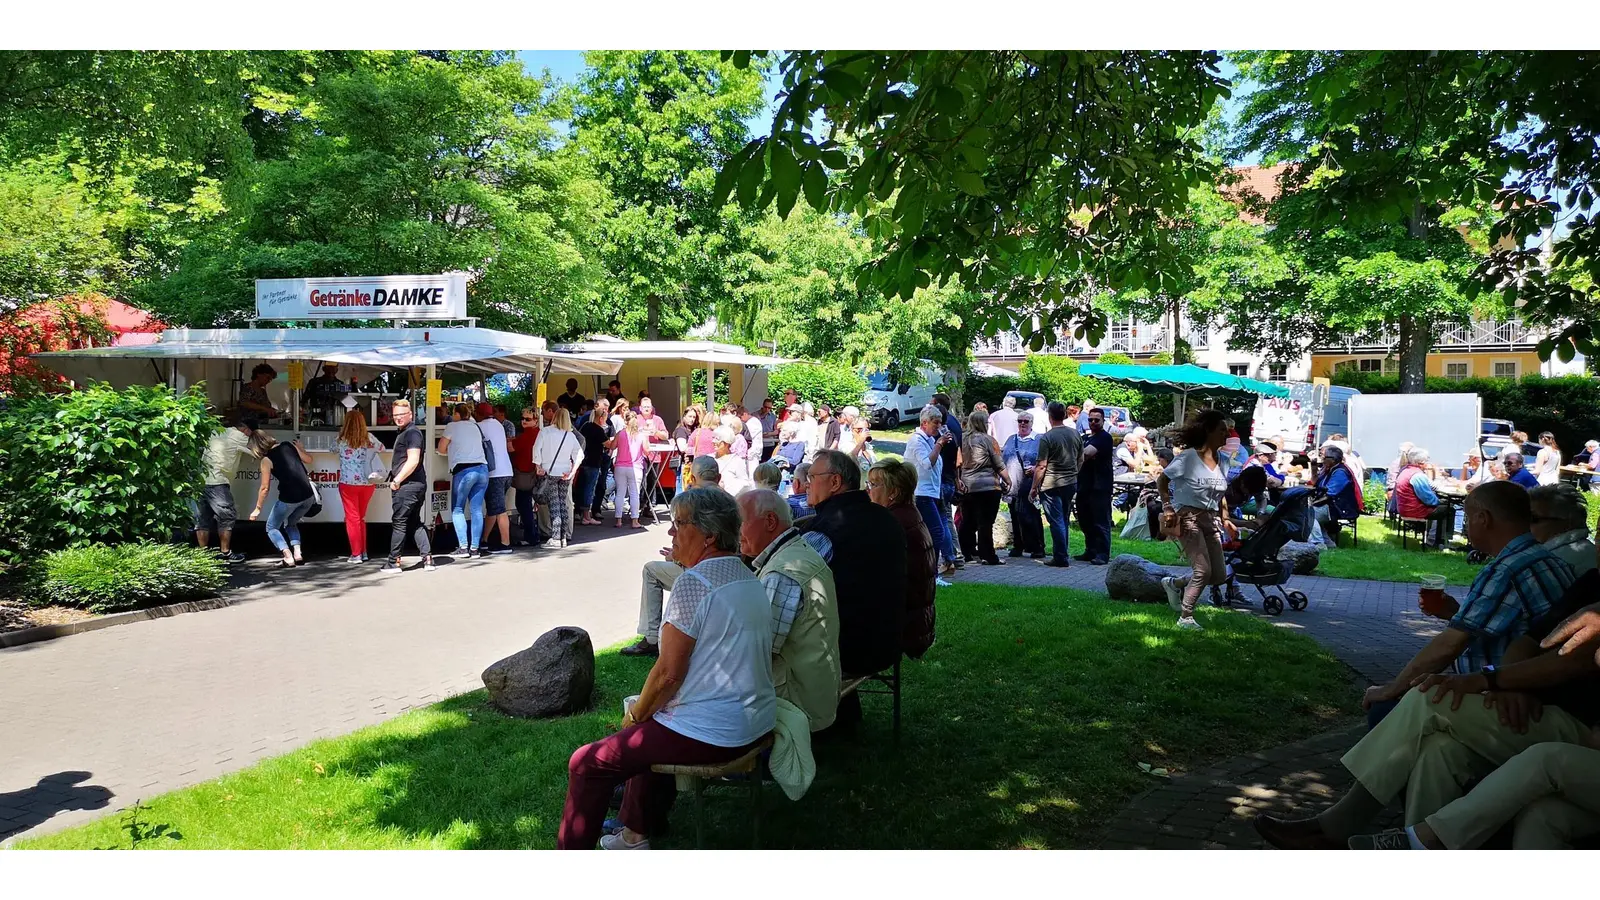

{"left": 334, "top": 408, "right": 386, "bottom": 562}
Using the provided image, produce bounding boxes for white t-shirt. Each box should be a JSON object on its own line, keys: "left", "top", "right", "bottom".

{"left": 988, "top": 407, "right": 1020, "bottom": 450}
{"left": 654, "top": 556, "right": 776, "bottom": 748}
{"left": 744, "top": 416, "right": 763, "bottom": 459}
{"left": 442, "top": 420, "right": 487, "bottom": 469}
{"left": 477, "top": 419, "right": 512, "bottom": 478}
{"left": 1164, "top": 448, "right": 1228, "bottom": 512}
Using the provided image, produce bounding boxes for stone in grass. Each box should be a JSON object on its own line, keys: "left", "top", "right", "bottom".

{"left": 1105, "top": 554, "right": 1171, "bottom": 604}
{"left": 482, "top": 626, "right": 595, "bottom": 718}
{"left": 1278, "top": 541, "right": 1321, "bottom": 575}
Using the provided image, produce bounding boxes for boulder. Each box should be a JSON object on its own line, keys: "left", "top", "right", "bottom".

{"left": 1279, "top": 541, "right": 1321, "bottom": 575}
{"left": 482, "top": 626, "right": 595, "bottom": 718}
{"left": 1104, "top": 554, "right": 1171, "bottom": 604}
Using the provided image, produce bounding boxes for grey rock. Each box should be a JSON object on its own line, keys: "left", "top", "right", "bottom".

{"left": 482, "top": 626, "right": 595, "bottom": 718}
{"left": 1105, "top": 554, "right": 1171, "bottom": 603}
{"left": 1279, "top": 541, "right": 1321, "bottom": 575}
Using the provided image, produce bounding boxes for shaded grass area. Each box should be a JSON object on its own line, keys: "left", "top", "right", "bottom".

{"left": 18, "top": 584, "right": 1357, "bottom": 850}
{"left": 1045, "top": 508, "right": 1485, "bottom": 586}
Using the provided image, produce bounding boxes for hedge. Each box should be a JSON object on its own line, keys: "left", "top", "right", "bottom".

{"left": 768, "top": 363, "right": 868, "bottom": 412}
{"left": 1330, "top": 371, "right": 1600, "bottom": 460}
{"left": 0, "top": 383, "right": 216, "bottom": 563}
{"left": 31, "top": 543, "right": 227, "bottom": 613}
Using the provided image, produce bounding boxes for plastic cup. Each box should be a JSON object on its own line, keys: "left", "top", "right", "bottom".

{"left": 1419, "top": 574, "right": 1448, "bottom": 614}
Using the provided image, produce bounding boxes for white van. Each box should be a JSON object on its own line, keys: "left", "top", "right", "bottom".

{"left": 862, "top": 362, "right": 942, "bottom": 427}
{"left": 1251, "top": 382, "right": 1362, "bottom": 451}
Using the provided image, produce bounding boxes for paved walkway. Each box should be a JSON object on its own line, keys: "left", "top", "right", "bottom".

{"left": 0, "top": 524, "right": 663, "bottom": 843}
{"left": 950, "top": 553, "right": 1432, "bottom": 849}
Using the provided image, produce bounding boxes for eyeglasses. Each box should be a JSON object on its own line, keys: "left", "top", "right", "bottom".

{"left": 811, "top": 468, "right": 839, "bottom": 480}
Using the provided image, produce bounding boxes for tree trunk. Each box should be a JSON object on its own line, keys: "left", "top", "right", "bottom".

{"left": 1397, "top": 203, "right": 1431, "bottom": 394}
{"left": 645, "top": 295, "right": 660, "bottom": 341}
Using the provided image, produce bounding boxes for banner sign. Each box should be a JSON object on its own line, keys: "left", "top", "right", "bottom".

{"left": 255, "top": 273, "right": 468, "bottom": 320}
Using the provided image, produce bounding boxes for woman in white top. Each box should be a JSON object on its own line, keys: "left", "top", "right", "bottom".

{"left": 713, "top": 425, "right": 752, "bottom": 495}
{"left": 532, "top": 408, "right": 585, "bottom": 547}
{"left": 1156, "top": 409, "right": 1232, "bottom": 630}
{"left": 333, "top": 407, "right": 386, "bottom": 562}
{"left": 1533, "top": 432, "right": 1563, "bottom": 486}
{"left": 557, "top": 488, "right": 774, "bottom": 850}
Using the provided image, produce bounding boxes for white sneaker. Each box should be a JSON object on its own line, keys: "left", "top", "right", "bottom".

{"left": 348, "top": 555, "right": 363, "bottom": 564}
{"left": 598, "top": 832, "right": 650, "bottom": 850}
{"left": 1176, "top": 616, "right": 1203, "bottom": 630}
{"left": 1162, "top": 577, "right": 1184, "bottom": 612}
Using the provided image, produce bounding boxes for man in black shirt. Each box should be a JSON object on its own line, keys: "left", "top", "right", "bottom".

{"left": 557, "top": 378, "right": 587, "bottom": 420}
{"left": 1074, "top": 408, "right": 1115, "bottom": 565}
{"left": 383, "top": 399, "right": 434, "bottom": 574}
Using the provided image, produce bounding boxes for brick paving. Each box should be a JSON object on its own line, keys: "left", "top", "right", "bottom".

{"left": 951, "top": 552, "right": 1431, "bottom": 848}
{"left": 0, "top": 524, "right": 663, "bottom": 844}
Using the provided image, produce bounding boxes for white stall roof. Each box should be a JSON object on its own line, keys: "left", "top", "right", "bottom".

{"left": 35, "top": 327, "right": 624, "bottom": 381}
{"left": 552, "top": 337, "right": 793, "bottom": 368}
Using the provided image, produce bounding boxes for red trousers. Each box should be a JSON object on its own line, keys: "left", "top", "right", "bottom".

{"left": 556, "top": 718, "right": 762, "bottom": 849}
{"left": 338, "top": 484, "right": 375, "bottom": 557}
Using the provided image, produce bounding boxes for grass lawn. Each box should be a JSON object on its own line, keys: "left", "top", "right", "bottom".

{"left": 16, "top": 584, "right": 1356, "bottom": 850}
{"left": 1038, "top": 508, "right": 1486, "bottom": 586}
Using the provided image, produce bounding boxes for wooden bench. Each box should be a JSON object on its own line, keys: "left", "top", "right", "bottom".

{"left": 650, "top": 734, "right": 774, "bottom": 849}
{"left": 1398, "top": 516, "right": 1431, "bottom": 550}
{"left": 839, "top": 658, "right": 902, "bottom": 743}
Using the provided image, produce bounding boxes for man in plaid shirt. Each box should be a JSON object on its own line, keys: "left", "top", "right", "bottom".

{"left": 1362, "top": 481, "right": 1574, "bottom": 729}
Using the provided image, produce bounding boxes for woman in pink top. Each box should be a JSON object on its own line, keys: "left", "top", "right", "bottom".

{"left": 609, "top": 411, "right": 649, "bottom": 528}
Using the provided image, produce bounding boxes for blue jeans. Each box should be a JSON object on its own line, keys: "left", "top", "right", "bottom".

{"left": 915, "top": 495, "right": 957, "bottom": 566}
{"left": 450, "top": 464, "right": 489, "bottom": 550}
{"left": 266, "top": 496, "right": 315, "bottom": 552}
{"left": 1039, "top": 483, "right": 1077, "bottom": 563}
{"left": 575, "top": 465, "right": 601, "bottom": 521}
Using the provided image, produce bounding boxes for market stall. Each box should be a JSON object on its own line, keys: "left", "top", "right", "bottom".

{"left": 35, "top": 275, "right": 621, "bottom": 526}
{"left": 1078, "top": 362, "right": 1290, "bottom": 426}
{"left": 547, "top": 338, "right": 792, "bottom": 430}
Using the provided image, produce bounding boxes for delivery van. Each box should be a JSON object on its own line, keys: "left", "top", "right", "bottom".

{"left": 862, "top": 362, "right": 942, "bottom": 427}
{"left": 1251, "top": 382, "right": 1361, "bottom": 451}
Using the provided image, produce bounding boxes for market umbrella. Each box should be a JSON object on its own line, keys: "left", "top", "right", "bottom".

{"left": 1078, "top": 362, "right": 1290, "bottom": 423}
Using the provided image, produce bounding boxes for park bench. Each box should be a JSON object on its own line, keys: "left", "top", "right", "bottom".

{"left": 839, "top": 658, "right": 902, "bottom": 743}
{"left": 1398, "top": 516, "right": 1432, "bottom": 550}
{"left": 651, "top": 734, "right": 774, "bottom": 849}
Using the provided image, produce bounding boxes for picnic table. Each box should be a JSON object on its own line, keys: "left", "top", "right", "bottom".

{"left": 1560, "top": 465, "right": 1597, "bottom": 487}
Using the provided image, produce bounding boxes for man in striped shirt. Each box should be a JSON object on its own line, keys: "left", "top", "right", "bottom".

{"left": 1362, "top": 481, "right": 1574, "bottom": 729}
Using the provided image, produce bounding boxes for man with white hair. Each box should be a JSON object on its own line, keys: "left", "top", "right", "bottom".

{"left": 713, "top": 425, "right": 753, "bottom": 495}
{"left": 1395, "top": 448, "right": 1455, "bottom": 547}
{"left": 989, "top": 395, "right": 1020, "bottom": 449}
{"left": 737, "top": 489, "right": 842, "bottom": 731}
{"left": 1529, "top": 483, "right": 1596, "bottom": 576}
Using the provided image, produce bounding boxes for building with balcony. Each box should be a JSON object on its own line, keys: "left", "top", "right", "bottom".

{"left": 1310, "top": 320, "right": 1585, "bottom": 380}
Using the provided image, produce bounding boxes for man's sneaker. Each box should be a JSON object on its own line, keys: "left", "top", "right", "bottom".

{"left": 224, "top": 551, "right": 247, "bottom": 564}
{"left": 1176, "top": 616, "right": 1203, "bottom": 631}
{"left": 598, "top": 831, "right": 649, "bottom": 850}
{"left": 381, "top": 561, "right": 405, "bottom": 575}
{"left": 1162, "top": 576, "right": 1184, "bottom": 612}
{"left": 935, "top": 577, "right": 954, "bottom": 587}
{"left": 490, "top": 547, "right": 514, "bottom": 556}
{"left": 1348, "top": 830, "right": 1413, "bottom": 850}
{"left": 422, "top": 557, "right": 437, "bottom": 572}
{"left": 619, "top": 638, "right": 659, "bottom": 657}
{"left": 451, "top": 548, "right": 474, "bottom": 560}
{"left": 476, "top": 548, "right": 494, "bottom": 559}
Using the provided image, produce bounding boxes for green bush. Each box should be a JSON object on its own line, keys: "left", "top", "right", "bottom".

{"left": 0, "top": 383, "right": 217, "bottom": 563}
{"left": 768, "top": 363, "right": 868, "bottom": 411}
{"left": 1329, "top": 370, "right": 1600, "bottom": 459}
{"left": 1015, "top": 356, "right": 1174, "bottom": 425}
{"left": 32, "top": 543, "right": 227, "bottom": 613}
{"left": 962, "top": 369, "right": 1023, "bottom": 410}
{"left": 1363, "top": 479, "right": 1386, "bottom": 515}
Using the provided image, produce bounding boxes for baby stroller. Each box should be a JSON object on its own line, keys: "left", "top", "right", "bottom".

{"left": 1212, "top": 486, "right": 1316, "bottom": 616}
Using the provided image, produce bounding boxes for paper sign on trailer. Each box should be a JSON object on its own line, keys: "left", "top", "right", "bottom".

{"left": 255, "top": 273, "right": 468, "bottom": 320}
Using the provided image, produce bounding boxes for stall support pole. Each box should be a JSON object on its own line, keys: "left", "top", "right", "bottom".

{"left": 1173, "top": 393, "right": 1185, "bottom": 427}
{"left": 706, "top": 362, "right": 716, "bottom": 411}
{"left": 424, "top": 364, "right": 438, "bottom": 489}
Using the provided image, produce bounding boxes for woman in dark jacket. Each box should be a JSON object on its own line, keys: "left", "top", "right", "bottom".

{"left": 868, "top": 457, "right": 936, "bottom": 659}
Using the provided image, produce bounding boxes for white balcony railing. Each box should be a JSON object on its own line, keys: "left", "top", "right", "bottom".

{"left": 973, "top": 314, "right": 1209, "bottom": 358}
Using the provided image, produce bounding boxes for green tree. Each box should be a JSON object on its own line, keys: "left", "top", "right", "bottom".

{"left": 0, "top": 159, "right": 124, "bottom": 307}
{"left": 570, "top": 51, "right": 768, "bottom": 339}
{"left": 716, "top": 51, "right": 1229, "bottom": 347}
{"left": 138, "top": 51, "right": 605, "bottom": 331}
{"left": 1229, "top": 50, "right": 1600, "bottom": 368}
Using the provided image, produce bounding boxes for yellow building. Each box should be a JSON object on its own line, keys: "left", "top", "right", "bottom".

{"left": 1310, "top": 320, "right": 1574, "bottom": 382}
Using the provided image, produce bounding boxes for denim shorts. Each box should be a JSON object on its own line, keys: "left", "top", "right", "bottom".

{"left": 485, "top": 476, "right": 512, "bottom": 516}
{"left": 193, "top": 483, "right": 238, "bottom": 532}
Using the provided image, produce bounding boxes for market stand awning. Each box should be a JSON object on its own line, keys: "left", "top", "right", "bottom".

{"left": 1078, "top": 363, "right": 1290, "bottom": 400}
{"left": 551, "top": 338, "right": 793, "bottom": 368}
{"left": 34, "top": 326, "right": 624, "bottom": 385}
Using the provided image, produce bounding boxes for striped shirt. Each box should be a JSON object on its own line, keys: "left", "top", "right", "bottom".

{"left": 1449, "top": 533, "right": 1574, "bottom": 673}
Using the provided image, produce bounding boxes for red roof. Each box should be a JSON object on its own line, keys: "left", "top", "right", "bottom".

{"left": 1219, "top": 163, "right": 1292, "bottom": 225}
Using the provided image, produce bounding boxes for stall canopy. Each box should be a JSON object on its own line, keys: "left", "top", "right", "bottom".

{"left": 34, "top": 326, "right": 623, "bottom": 386}
{"left": 551, "top": 338, "right": 793, "bottom": 369}
{"left": 1078, "top": 363, "right": 1290, "bottom": 400}
{"left": 1079, "top": 362, "right": 1290, "bottom": 423}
